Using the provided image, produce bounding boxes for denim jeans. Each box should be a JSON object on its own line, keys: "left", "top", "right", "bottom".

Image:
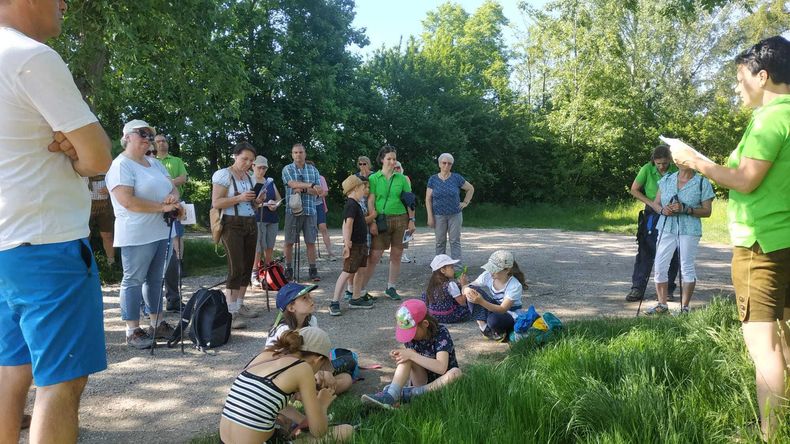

{"left": 434, "top": 212, "right": 463, "bottom": 261}
{"left": 120, "top": 239, "right": 168, "bottom": 320}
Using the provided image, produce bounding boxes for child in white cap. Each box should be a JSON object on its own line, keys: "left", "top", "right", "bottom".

{"left": 422, "top": 254, "right": 471, "bottom": 323}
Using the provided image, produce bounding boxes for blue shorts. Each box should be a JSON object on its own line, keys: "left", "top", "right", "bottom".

{"left": 0, "top": 239, "right": 107, "bottom": 386}
{"left": 174, "top": 220, "right": 185, "bottom": 237}
{"left": 316, "top": 203, "right": 327, "bottom": 226}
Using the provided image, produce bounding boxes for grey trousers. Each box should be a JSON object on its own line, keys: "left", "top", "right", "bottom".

{"left": 434, "top": 212, "right": 463, "bottom": 261}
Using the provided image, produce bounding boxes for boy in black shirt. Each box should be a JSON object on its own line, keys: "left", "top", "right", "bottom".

{"left": 330, "top": 175, "right": 372, "bottom": 315}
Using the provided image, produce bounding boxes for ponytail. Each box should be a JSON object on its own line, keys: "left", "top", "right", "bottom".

{"left": 425, "top": 270, "right": 449, "bottom": 304}
{"left": 266, "top": 330, "right": 303, "bottom": 356}
{"left": 509, "top": 261, "right": 527, "bottom": 289}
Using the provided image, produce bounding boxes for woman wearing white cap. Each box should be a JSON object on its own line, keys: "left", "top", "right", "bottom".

{"left": 462, "top": 250, "right": 525, "bottom": 341}
{"left": 106, "top": 119, "right": 181, "bottom": 350}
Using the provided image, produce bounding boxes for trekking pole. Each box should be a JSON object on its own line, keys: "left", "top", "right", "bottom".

{"left": 637, "top": 209, "right": 668, "bottom": 317}
{"left": 176, "top": 243, "right": 184, "bottom": 354}
{"left": 152, "top": 218, "right": 175, "bottom": 356}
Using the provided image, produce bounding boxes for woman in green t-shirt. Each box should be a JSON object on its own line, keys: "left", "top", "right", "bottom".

{"left": 357, "top": 145, "right": 417, "bottom": 301}
{"left": 672, "top": 36, "right": 790, "bottom": 441}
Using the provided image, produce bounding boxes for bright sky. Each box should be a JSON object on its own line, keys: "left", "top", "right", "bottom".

{"left": 350, "top": 0, "right": 548, "bottom": 57}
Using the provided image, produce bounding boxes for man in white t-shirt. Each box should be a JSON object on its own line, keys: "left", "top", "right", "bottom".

{"left": 0, "top": 1, "right": 112, "bottom": 442}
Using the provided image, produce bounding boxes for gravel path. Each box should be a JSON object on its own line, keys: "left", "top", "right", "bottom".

{"left": 22, "top": 227, "right": 734, "bottom": 443}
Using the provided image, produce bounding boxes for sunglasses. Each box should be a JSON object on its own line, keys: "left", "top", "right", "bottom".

{"left": 145, "top": 150, "right": 155, "bottom": 156}
{"left": 358, "top": 162, "right": 368, "bottom": 166}
{"left": 132, "top": 128, "right": 155, "bottom": 140}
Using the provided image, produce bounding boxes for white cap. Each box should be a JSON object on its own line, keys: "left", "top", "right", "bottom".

{"left": 122, "top": 119, "right": 155, "bottom": 136}
{"left": 430, "top": 254, "right": 459, "bottom": 272}
{"left": 253, "top": 155, "right": 269, "bottom": 167}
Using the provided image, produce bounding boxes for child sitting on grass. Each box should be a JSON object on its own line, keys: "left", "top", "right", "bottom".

{"left": 361, "top": 299, "right": 462, "bottom": 409}
{"left": 422, "top": 254, "right": 470, "bottom": 323}
{"left": 462, "top": 250, "right": 525, "bottom": 342}
{"left": 220, "top": 327, "right": 353, "bottom": 443}
{"left": 266, "top": 283, "right": 352, "bottom": 394}
{"left": 330, "top": 175, "right": 373, "bottom": 315}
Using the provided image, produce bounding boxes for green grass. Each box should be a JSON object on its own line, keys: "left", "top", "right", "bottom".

{"left": 182, "top": 239, "right": 228, "bottom": 276}
{"left": 193, "top": 298, "right": 785, "bottom": 443}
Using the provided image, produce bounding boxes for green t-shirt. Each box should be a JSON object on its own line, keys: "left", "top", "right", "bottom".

{"left": 369, "top": 171, "right": 411, "bottom": 215}
{"left": 634, "top": 162, "right": 677, "bottom": 200}
{"left": 158, "top": 154, "right": 187, "bottom": 196}
{"left": 726, "top": 95, "right": 790, "bottom": 253}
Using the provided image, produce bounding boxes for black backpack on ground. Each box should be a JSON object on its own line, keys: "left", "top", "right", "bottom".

{"left": 167, "top": 287, "right": 231, "bottom": 351}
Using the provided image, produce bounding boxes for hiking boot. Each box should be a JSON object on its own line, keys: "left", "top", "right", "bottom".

{"left": 361, "top": 391, "right": 397, "bottom": 410}
{"left": 349, "top": 297, "right": 374, "bottom": 309}
{"left": 237, "top": 304, "right": 260, "bottom": 319}
{"left": 329, "top": 301, "right": 342, "bottom": 316}
{"left": 645, "top": 304, "right": 669, "bottom": 315}
{"left": 625, "top": 288, "right": 644, "bottom": 302}
{"left": 165, "top": 298, "right": 181, "bottom": 313}
{"left": 344, "top": 290, "right": 353, "bottom": 301}
{"left": 309, "top": 267, "right": 321, "bottom": 282}
{"left": 147, "top": 320, "right": 175, "bottom": 339}
{"left": 127, "top": 328, "right": 154, "bottom": 349}
{"left": 481, "top": 325, "right": 505, "bottom": 342}
{"left": 231, "top": 313, "right": 247, "bottom": 329}
{"left": 384, "top": 287, "right": 401, "bottom": 300}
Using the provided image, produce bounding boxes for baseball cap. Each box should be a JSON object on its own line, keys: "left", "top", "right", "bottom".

{"left": 481, "top": 250, "right": 514, "bottom": 275}
{"left": 342, "top": 175, "right": 367, "bottom": 195}
{"left": 276, "top": 282, "right": 318, "bottom": 311}
{"left": 430, "top": 254, "right": 459, "bottom": 272}
{"left": 122, "top": 119, "right": 155, "bottom": 136}
{"left": 253, "top": 155, "right": 269, "bottom": 167}
{"left": 395, "top": 299, "right": 427, "bottom": 343}
{"left": 298, "top": 326, "right": 331, "bottom": 358}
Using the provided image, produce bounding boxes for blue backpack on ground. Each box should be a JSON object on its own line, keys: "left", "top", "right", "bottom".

{"left": 510, "top": 307, "right": 564, "bottom": 345}
{"left": 330, "top": 348, "right": 360, "bottom": 380}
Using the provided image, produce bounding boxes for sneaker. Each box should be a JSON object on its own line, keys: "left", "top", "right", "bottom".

{"left": 400, "top": 387, "right": 413, "bottom": 404}
{"left": 165, "top": 298, "right": 181, "bottom": 313}
{"left": 237, "top": 304, "right": 260, "bottom": 319}
{"left": 344, "top": 290, "right": 353, "bottom": 301}
{"left": 679, "top": 306, "right": 690, "bottom": 315}
{"left": 127, "top": 327, "right": 154, "bottom": 349}
{"left": 309, "top": 267, "right": 321, "bottom": 282}
{"left": 231, "top": 313, "right": 247, "bottom": 329}
{"left": 147, "top": 320, "right": 175, "bottom": 340}
{"left": 362, "top": 292, "right": 376, "bottom": 303}
{"left": 329, "top": 301, "right": 342, "bottom": 316}
{"left": 361, "top": 391, "right": 397, "bottom": 410}
{"left": 401, "top": 254, "right": 411, "bottom": 263}
{"left": 645, "top": 304, "right": 669, "bottom": 315}
{"left": 349, "top": 297, "right": 374, "bottom": 309}
{"left": 384, "top": 287, "right": 402, "bottom": 300}
{"left": 284, "top": 267, "right": 293, "bottom": 280}
{"left": 480, "top": 325, "right": 505, "bottom": 342}
{"left": 251, "top": 272, "right": 260, "bottom": 285}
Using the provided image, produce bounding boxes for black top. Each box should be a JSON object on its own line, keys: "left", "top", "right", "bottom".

{"left": 343, "top": 198, "right": 367, "bottom": 244}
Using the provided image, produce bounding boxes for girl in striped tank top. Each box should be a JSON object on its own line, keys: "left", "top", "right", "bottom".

{"left": 220, "top": 327, "right": 353, "bottom": 443}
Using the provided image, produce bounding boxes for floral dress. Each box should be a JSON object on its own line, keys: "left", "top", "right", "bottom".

{"left": 422, "top": 281, "right": 470, "bottom": 324}
{"left": 405, "top": 324, "right": 459, "bottom": 383}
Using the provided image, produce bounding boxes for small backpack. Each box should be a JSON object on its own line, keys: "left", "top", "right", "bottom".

{"left": 168, "top": 288, "right": 232, "bottom": 351}
{"left": 330, "top": 347, "right": 361, "bottom": 380}
{"left": 258, "top": 260, "right": 288, "bottom": 291}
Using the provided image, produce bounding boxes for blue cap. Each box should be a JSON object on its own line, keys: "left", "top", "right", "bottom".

{"left": 276, "top": 282, "right": 318, "bottom": 311}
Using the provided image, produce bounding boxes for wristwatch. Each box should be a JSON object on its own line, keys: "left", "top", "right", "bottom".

{"left": 409, "top": 217, "right": 416, "bottom": 222}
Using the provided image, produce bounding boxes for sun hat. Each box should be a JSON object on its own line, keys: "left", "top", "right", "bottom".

{"left": 430, "top": 254, "right": 459, "bottom": 272}
{"left": 297, "top": 326, "right": 331, "bottom": 358}
{"left": 395, "top": 299, "right": 428, "bottom": 343}
{"left": 276, "top": 282, "right": 318, "bottom": 311}
{"left": 253, "top": 155, "right": 269, "bottom": 167}
{"left": 342, "top": 175, "right": 367, "bottom": 195}
{"left": 481, "top": 250, "right": 514, "bottom": 275}
{"left": 122, "top": 119, "right": 155, "bottom": 136}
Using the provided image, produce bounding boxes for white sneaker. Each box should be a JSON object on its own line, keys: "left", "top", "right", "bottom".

{"left": 401, "top": 254, "right": 411, "bottom": 263}
{"left": 250, "top": 272, "right": 260, "bottom": 285}
{"left": 237, "top": 304, "right": 260, "bottom": 319}
{"left": 231, "top": 313, "right": 247, "bottom": 329}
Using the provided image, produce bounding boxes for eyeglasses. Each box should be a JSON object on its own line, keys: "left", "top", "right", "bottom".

{"left": 358, "top": 162, "right": 368, "bottom": 166}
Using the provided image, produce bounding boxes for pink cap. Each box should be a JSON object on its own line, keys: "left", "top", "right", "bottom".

{"left": 395, "top": 299, "right": 427, "bottom": 343}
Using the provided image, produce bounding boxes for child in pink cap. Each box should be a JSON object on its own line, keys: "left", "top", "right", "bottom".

{"left": 361, "top": 299, "right": 462, "bottom": 409}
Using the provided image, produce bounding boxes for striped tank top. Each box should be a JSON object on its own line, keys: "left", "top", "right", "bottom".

{"left": 221, "top": 358, "right": 304, "bottom": 432}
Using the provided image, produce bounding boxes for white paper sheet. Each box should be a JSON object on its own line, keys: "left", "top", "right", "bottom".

{"left": 181, "top": 202, "right": 196, "bottom": 225}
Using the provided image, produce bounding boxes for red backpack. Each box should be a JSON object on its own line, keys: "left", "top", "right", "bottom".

{"left": 258, "top": 261, "right": 288, "bottom": 291}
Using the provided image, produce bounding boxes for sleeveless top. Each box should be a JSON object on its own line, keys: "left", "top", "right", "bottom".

{"left": 221, "top": 358, "right": 304, "bottom": 432}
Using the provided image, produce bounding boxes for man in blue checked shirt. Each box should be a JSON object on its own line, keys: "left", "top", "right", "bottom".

{"left": 282, "top": 143, "right": 323, "bottom": 281}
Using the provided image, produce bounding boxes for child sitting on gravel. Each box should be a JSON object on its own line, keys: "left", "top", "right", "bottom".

{"left": 421, "top": 254, "right": 470, "bottom": 324}
{"left": 361, "top": 299, "right": 462, "bottom": 409}
{"left": 462, "top": 250, "right": 525, "bottom": 342}
{"left": 266, "top": 283, "right": 352, "bottom": 394}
